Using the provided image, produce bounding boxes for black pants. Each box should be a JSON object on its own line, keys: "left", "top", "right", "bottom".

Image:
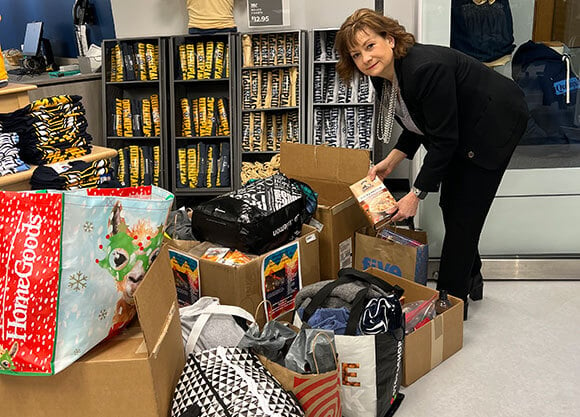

{"left": 435, "top": 157, "right": 509, "bottom": 300}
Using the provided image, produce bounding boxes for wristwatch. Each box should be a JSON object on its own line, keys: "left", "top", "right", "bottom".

{"left": 412, "top": 186, "right": 428, "bottom": 200}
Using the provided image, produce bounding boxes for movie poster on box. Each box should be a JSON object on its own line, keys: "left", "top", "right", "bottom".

{"left": 168, "top": 248, "right": 200, "bottom": 307}
{"left": 261, "top": 241, "right": 301, "bottom": 320}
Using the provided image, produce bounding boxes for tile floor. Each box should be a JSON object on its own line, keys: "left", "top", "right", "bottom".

{"left": 396, "top": 280, "right": 580, "bottom": 417}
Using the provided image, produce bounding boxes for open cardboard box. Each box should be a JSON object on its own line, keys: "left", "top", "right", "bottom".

{"left": 0, "top": 246, "right": 185, "bottom": 417}
{"left": 190, "top": 224, "right": 320, "bottom": 325}
{"left": 366, "top": 267, "right": 464, "bottom": 386}
{"left": 280, "top": 142, "right": 370, "bottom": 280}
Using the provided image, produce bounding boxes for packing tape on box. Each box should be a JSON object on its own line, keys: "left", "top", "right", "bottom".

{"left": 431, "top": 315, "right": 444, "bottom": 368}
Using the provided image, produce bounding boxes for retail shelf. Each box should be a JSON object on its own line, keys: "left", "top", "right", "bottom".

{"left": 313, "top": 102, "right": 374, "bottom": 106}
{"left": 175, "top": 136, "right": 231, "bottom": 140}
{"left": 241, "top": 64, "right": 299, "bottom": 70}
{"left": 241, "top": 106, "right": 300, "bottom": 113}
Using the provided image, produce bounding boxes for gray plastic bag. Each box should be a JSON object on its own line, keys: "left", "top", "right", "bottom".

{"left": 284, "top": 329, "right": 337, "bottom": 374}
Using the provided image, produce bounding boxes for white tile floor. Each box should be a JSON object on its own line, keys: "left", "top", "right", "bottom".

{"left": 396, "top": 281, "right": 580, "bottom": 417}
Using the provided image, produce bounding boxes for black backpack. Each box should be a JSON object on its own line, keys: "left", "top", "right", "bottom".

{"left": 512, "top": 41, "right": 579, "bottom": 145}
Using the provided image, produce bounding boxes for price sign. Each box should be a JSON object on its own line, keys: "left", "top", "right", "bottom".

{"left": 247, "top": 0, "right": 285, "bottom": 27}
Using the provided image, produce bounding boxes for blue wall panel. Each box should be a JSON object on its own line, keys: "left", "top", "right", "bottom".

{"left": 0, "top": 0, "right": 115, "bottom": 58}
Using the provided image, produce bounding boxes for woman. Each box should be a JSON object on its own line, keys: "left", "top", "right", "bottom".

{"left": 335, "top": 8, "right": 528, "bottom": 319}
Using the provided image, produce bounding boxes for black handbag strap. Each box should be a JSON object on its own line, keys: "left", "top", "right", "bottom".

{"left": 338, "top": 268, "right": 405, "bottom": 299}
{"left": 302, "top": 277, "right": 347, "bottom": 323}
{"left": 345, "top": 287, "right": 369, "bottom": 335}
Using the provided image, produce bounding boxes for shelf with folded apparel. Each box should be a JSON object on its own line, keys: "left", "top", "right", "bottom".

{"left": 102, "top": 36, "right": 167, "bottom": 189}
{"left": 308, "top": 28, "right": 376, "bottom": 152}
{"left": 169, "top": 33, "right": 236, "bottom": 198}
{"left": 237, "top": 30, "right": 307, "bottom": 187}
{"left": 0, "top": 145, "right": 118, "bottom": 191}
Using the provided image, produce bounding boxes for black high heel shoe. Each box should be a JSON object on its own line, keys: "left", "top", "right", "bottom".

{"left": 469, "top": 272, "right": 484, "bottom": 301}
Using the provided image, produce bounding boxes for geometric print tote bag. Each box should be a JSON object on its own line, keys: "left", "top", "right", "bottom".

{"left": 171, "top": 346, "right": 304, "bottom": 417}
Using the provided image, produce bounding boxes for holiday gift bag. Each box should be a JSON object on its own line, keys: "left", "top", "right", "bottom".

{"left": 294, "top": 268, "right": 405, "bottom": 417}
{"left": 0, "top": 185, "right": 173, "bottom": 375}
{"left": 171, "top": 346, "right": 305, "bottom": 417}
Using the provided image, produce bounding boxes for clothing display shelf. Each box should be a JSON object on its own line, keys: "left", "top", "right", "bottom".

{"left": 308, "top": 28, "right": 376, "bottom": 151}
{"left": 236, "top": 30, "right": 306, "bottom": 186}
{"left": 169, "top": 33, "right": 236, "bottom": 196}
{"left": 102, "top": 36, "right": 168, "bottom": 189}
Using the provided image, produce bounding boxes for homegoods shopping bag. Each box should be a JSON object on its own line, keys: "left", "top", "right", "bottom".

{"left": 0, "top": 186, "right": 173, "bottom": 375}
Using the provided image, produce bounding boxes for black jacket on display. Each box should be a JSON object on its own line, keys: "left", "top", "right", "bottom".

{"left": 372, "top": 43, "right": 528, "bottom": 192}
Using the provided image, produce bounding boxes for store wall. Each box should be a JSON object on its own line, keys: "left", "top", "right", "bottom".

{"left": 109, "top": 0, "right": 188, "bottom": 38}
{"left": 0, "top": 0, "right": 115, "bottom": 58}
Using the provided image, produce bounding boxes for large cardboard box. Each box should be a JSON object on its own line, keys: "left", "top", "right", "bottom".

{"left": 0, "top": 246, "right": 185, "bottom": 417}
{"left": 366, "top": 267, "right": 464, "bottom": 387}
{"left": 192, "top": 224, "right": 320, "bottom": 323}
{"left": 280, "top": 142, "right": 370, "bottom": 280}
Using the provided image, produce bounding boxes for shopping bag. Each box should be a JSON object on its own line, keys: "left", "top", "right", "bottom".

{"left": 0, "top": 185, "right": 173, "bottom": 375}
{"left": 355, "top": 225, "right": 428, "bottom": 285}
{"left": 171, "top": 346, "right": 305, "bottom": 417}
{"left": 259, "top": 331, "right": 342, "bottom": 417}
{"left": 180, "top": 297, "right": 255, "bottom": 355}
{"left": 295, "top": 268, "right": 405, "bottom": 417}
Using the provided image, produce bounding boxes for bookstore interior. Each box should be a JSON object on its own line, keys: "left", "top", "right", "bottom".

{"left": 0, "top": 1, "right": 578, "bottom": 416}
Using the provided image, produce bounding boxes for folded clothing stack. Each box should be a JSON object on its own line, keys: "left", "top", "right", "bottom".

{"left": 0, "top": 95, "right": 92, "bottom": 165}
{"left": 30, "top": 159, "right": 116, "bottom": 190}
{"left": 0, "top": 129, "right": 29, "bottom": 176}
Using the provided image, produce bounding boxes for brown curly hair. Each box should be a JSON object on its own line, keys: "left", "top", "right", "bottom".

{"left": 335, "top": 8, "right": 415, "bottom": 82}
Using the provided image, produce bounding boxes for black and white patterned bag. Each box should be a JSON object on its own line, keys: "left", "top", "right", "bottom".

{"left": 171, "top": 346, "right": 304, "bottom": 417}
{"left": 191, "top": 174, "right": 316, "bottom": 254}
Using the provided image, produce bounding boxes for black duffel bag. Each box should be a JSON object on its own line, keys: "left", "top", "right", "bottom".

{"left": 191, "top": 174, "right": 317, "bottom": 254}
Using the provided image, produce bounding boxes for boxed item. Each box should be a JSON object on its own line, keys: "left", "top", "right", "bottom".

{"left": 0, "top": 246, "right": 186, "bottom": 417}
{"left": 350, "top": 175, "right": 397, "bottom": 228}
{"left": 190, "top": 224, "right": 320, "bottom": 323}
{"left": 280, "top": 142, "right": 370, "bottom": 280}
{"left": 354, "top": 226, "right": 429, "bottom": 284}
{"left": 366, "top": 267, "right": 463, "bottom": 386}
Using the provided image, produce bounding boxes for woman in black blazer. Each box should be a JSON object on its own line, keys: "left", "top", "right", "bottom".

{"left": 336, "top": 8, "right": 528, "bottom": 319}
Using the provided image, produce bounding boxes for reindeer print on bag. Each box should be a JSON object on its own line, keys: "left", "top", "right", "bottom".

{"left": 0, "top": 342, "right": 18, "bottom": 371}
{"left": 96, "top": 201, "right": 164, "bottom": 329}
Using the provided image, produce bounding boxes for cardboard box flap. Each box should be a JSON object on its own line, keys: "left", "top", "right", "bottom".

{"left": 134, "top": 245, "right": 179, "bottom": 356}
{"left": 280, "top": 142, "right": 371, "bottom": 186}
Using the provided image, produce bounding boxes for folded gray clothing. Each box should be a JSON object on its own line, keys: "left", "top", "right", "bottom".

{"left": 180, "top": 297, "right": 246, "bottom": 353}
{"left": 295, "top": 279, "right": 393, "bottom": 311}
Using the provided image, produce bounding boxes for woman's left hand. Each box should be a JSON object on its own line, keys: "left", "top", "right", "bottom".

{"left": 390, "top": 191, "right": 420, "bottom": 223}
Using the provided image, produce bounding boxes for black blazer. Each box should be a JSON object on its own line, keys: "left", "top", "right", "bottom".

{"left": 372, "top": 43, "right": 528, "bottom": 192}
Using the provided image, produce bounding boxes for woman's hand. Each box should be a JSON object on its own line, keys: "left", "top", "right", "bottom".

{"left": 368, "top": 149, "right": 407, "bottom": 181}
{"left": 390, "top": 191, "right": 419, "bottom": 223}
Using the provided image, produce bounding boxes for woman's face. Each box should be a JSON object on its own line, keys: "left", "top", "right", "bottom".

{"left": 349, "top": 28, "right": 395, "bottom": 80}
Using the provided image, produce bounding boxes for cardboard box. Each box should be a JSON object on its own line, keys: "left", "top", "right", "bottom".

{"left": 280, "top": 142, "right": 370, "bottom": 280}
{"left": 366, "top": 267, "right": 464, "bottom": 386}
{"left": 191, "top": 224, "right": 320, "bottom": 324}
{"left": 0, "top": 246, "right": 186, "bottom": 417}
{"left": 354, "top": 226, "right": 429, "bottom": 284}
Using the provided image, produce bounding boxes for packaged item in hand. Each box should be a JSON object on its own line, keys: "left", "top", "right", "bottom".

{"left": 350, "top": 176, "right": 397, "bottom": 228}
